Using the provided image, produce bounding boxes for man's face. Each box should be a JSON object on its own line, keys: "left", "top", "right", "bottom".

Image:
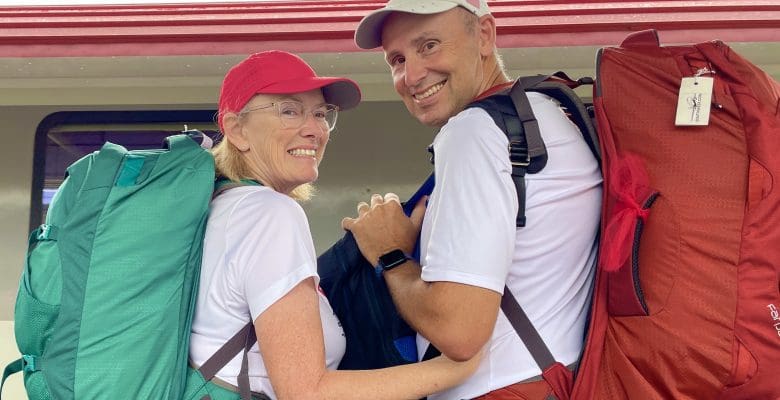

{"left": 381, "top": 8, "right": 487, "bottom": 127}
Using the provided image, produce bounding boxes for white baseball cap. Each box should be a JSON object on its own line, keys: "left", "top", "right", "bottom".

{"left": 354, "top": 0, "right": 491, "bottom": 49}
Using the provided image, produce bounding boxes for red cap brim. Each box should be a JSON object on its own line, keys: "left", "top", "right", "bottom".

{"left": 260, "top": 76, "right": 361, "bottom": 110}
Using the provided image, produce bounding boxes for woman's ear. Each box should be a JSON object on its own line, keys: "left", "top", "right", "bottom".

{"left": 222, "top": 112, "right": 250, "bottom": 152}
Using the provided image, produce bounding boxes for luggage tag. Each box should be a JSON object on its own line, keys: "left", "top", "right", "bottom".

{"left": 675, "top": 68, "right": 715, "bottom": 126}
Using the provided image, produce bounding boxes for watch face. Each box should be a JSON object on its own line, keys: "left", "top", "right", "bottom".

{"left": 379, "top": 249, "right": 408, "bottom": 271}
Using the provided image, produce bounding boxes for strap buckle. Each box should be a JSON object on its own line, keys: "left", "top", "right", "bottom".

{"left": 36, "top": 224, "right": 50, "bottom": 241}
{"left": 508, "top": 140, "right": 530, "bottom": 167}
{"left": 22, "top": 355, "right": 38, "bottom": 373}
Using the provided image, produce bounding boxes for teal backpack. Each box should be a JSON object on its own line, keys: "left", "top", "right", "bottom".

{"left": 1, "top": 132, "right": 215, "bottom": 399}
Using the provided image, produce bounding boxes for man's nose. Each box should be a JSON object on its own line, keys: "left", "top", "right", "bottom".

{"left": 404, "top": 59, "right": 426, "bottom": 88}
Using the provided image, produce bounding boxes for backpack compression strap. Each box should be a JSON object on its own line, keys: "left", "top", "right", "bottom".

{"left": 1, "top": 359, "right": 23, "bottom": 400}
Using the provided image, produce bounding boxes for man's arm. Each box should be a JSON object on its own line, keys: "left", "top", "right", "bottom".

{"left": 342, "top": 194, "right": 500, "bottom": 361}
{"left": 383, "top": 260, "right": 501, "bottom": 361}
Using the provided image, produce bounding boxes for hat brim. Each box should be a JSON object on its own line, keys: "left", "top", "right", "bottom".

{"left": 261, "top": 76, "right": 362, "bottom": 111}
{"left": 354, "top": 10, "right": 394, "bottom": 50}
{"left": 354, "top": 1, "right": 460, "bottom": 49}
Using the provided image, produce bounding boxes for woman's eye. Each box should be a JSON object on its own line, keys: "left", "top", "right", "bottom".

{"left": 313, "top": 110, "right": 327, "bottom": 119}
{"left": 281, "top": 107, "right": 301, "bottom": 117}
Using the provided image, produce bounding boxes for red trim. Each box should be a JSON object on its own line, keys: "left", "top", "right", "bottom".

{"left": 476, "top": 81, "right": 515, "bottom": 101}
{"left": 0, "top": 0, "right": 778, "bottom": 57}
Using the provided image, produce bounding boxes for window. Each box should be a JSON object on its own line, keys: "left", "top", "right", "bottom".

{"left": 32, "top": 110, "right": 218, "bottom": 231}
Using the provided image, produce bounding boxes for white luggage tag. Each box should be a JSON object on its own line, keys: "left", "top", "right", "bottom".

{"left": 675, "top": 68, "right": 715, "bottom": 126}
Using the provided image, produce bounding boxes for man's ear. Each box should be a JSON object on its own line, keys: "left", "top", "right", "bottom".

{"left": 221, "top": 112, "right": 249, "bottom": 151}
{"left": 477, "top": 15, "right": 497, "bottom": 57}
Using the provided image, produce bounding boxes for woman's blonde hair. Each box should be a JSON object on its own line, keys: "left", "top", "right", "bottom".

{"left": 212, "top": 112, "right": 314, "bottom": 201}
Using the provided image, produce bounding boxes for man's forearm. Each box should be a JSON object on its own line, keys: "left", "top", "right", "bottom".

{"left": 382, "top": 260, "right": 437, "bottom": 333}
{"left": 382, "top": 260, "right": 500, "bottom": 361}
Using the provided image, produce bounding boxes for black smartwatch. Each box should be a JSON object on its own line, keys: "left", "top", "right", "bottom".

{"left": 375, "top": 249, "right": 410, "bottom": 275}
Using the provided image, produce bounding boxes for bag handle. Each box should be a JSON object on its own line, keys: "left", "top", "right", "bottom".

{"left": 620, "top": 29, "right": 660, "bottom": 48}
{"left": 165, "top": 129, "right": 214, "bottom": 152}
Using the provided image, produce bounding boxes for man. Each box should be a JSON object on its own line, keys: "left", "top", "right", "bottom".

{"left": 342, "top": 1, "right": 602, "bottom": 398}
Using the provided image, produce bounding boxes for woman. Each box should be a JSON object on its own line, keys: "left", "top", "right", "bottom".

{"left": 186, "top": 51, "right": 478, "bottom": 400}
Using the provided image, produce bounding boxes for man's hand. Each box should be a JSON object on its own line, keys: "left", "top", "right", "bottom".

{"left": 341, "top": 193, "right": 427, "bottom": 265}
{"left": 343, "top": 193, "right": 500, "bottom": 361}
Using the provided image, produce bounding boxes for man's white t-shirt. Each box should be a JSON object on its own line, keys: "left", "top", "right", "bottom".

{"left": 418, "top": 92, "right": 602, "bottom": 400}
{"left": 189, "top": 186, "right": 345, "bottom": 399}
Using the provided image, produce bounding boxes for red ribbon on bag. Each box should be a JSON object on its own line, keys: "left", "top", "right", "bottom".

{"left": 599, "top": 153, "right": 653, "bottom": 272}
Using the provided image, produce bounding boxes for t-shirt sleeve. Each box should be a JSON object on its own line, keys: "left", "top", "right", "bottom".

{"left": 225, "top": 192, "right": 318, "bottom": 321}
{"left": 421, "top": 109, "right": 518, "bottom": 294}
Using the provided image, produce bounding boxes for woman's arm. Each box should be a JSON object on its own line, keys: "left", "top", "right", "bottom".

{"left": 257, "top": 277, "right": 479, "bottom": 400}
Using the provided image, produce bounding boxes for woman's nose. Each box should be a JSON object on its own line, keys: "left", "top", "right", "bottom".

{"left": 300, "top": 113, "right": 327, "bottom": 138}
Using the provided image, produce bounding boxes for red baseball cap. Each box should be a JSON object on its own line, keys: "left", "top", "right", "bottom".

{"left": 218, "top": 50, "right": 362, "bottom": 131}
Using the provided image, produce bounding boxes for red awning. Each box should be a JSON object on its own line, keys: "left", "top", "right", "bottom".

{"left": 0, "top": 0, "right": 778, "bottom": 57}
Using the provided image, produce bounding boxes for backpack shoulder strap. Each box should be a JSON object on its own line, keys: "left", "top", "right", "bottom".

{"left": 464, "top": 79, "right": 548, "bottom": 227}
{"left": 196, "top": 322, "right": 270, "bottom": 400}
{"left": 212, "top": 178, "right": 262, "bottom": 199}
{"left": 522, "top": 76, "right": 601, "bottom": 163}
{"left": 509, "top": 79, "right": 549, "bottom": 173}
{"left": 501, "top": 286, "right": 557, "bottom": 371}
{"left": 461, "top": 75, "right": 599, "bottom": 227}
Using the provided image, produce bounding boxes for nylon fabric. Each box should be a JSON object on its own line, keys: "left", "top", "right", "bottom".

{"left": 9, "top": 133, "right": 215, "bottom": 400}
{"left": 572, "top": 30, "right": 780, "bottom": 400}
{"left": 316, "top": 174, "right": 435, "bottom": 370}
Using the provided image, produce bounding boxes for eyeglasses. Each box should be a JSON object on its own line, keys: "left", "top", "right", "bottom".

{"left": 240, "top": 101, "right": 339, "bottom": 133}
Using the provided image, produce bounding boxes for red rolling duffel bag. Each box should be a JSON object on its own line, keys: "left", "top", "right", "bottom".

{"left": 571, "top": 29, "right": 780, "bottom": 400}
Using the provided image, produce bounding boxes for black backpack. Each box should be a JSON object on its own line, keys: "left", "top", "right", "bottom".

{"left": 316, "top": 74, "right": 600, "bottom": 372}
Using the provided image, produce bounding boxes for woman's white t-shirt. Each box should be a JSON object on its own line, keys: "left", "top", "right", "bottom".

{"left": 189, "top": 186, "right": 345, "bottom": 399}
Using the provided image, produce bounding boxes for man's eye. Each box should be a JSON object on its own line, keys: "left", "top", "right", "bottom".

{"left": 391, "top": 56, "right": 405, "bottom": 66}
{"left": 423, "top": 41, "right": 438, "bottom": 52}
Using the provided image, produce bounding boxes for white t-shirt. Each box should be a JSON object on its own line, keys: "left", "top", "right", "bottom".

{"left": 418, "top": 91, "right": 602, "bottom": 400}
{"left": 189, "top": 186, "right": 345, "bottom": 399}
